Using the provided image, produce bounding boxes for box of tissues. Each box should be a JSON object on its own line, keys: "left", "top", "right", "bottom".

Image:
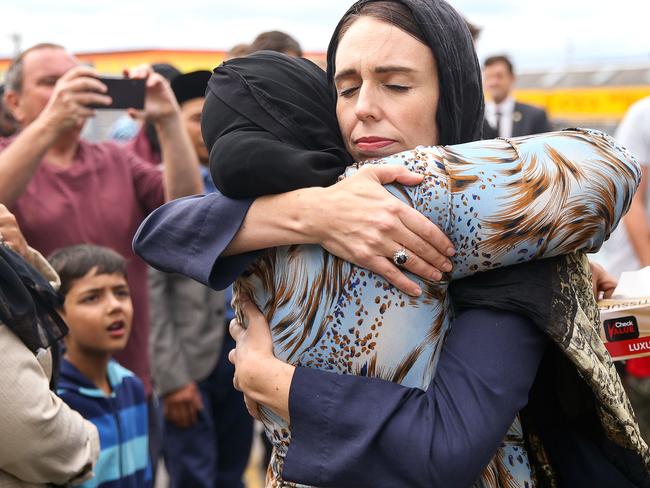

{"left": 599, "top": 267, "right": 650, "bottom": 361}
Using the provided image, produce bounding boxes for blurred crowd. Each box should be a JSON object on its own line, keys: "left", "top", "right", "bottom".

{"left": 0, "top": 7, "right": 649, "bottom": 488}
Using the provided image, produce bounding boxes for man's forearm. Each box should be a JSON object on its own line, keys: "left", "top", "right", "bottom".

{"left": 223, "top": 187, "right": 323, "bottom": 256}
{"left": 156, "top": 116, "right": 203, "bottom": 201}
{"left": 0, "top": 119, "right": 57, "bottom": 207}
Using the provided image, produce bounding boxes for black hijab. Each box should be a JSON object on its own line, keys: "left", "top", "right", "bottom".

{"left": 0, "top": 245, "right": 67, "bottom": 389}
{"left": 204, "top": 51, "right": 352, "bottom": 198}
{"left": 327, "top": 0, "right": 485, "bottom": 145}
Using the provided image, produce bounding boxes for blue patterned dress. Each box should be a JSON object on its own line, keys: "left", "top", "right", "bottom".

{"left": 235, "top": 129, "right": 640, "bottom": 487}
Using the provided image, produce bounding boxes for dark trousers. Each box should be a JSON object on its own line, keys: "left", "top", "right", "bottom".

{"left": 148, "top": 394, "right": 163, "bottom": 482}
{"left": 162, "top": 335, "right": 254, "bottom": 488}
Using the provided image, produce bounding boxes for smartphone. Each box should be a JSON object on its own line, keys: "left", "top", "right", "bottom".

{"left": 91, "top": 77, "right": 146, "bottom": 110}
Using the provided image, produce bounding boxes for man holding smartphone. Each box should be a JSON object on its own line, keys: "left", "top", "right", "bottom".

{"left": 0, "top": 43, "right": 203, "bottom": 467}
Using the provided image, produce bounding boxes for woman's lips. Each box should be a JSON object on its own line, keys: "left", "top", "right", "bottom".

{"left": 354, "top": 137, "right": 396, "bottom": 152}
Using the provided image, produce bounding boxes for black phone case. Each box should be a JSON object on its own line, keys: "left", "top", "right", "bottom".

{"left": 91, "top": 77, "right": 146, "bottom": 109}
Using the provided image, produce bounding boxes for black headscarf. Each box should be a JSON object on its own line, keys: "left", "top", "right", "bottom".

{"left": 0, "top": 245, "right": 67, "bottom": 389}
{"left": 204, "top": 51, "right": 352, "bottom": 198}
{"left": 327, "top": 0, "right": 485, "bottom": 145}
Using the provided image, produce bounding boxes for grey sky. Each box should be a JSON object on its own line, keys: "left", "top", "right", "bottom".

{"left": 2, "top": 0, "right": 649, "bottom": 70}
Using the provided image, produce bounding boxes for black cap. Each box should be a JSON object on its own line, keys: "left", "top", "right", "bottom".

{"left": 152, "top": 63, "right": 181, "bottom": 82}
{"left": 171, "top": 70, "right": 211, "bottom": 105}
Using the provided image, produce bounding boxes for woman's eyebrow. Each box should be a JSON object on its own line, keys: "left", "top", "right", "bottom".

{"left": 374, "top": 66, "right": 417, "bottom": 74}
{"left": 334, "top": 68, "right": 358, "bottom": 83}
{"left": 335, "top": 65, "right": 417, "bottom": 83}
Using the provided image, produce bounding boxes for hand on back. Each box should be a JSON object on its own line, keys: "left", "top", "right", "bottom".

{"left": 308, "top": 165, "right": 455, "bottom": 296}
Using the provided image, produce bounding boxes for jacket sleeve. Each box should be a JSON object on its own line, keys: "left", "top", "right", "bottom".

{"left": 0, "top": 325, "right": 100, "bottom": 485}
{"left": 282, "top": 308, "right": 547, "bottom": 488}
{"left": 133, "top": 192, "right": 259, "bottom": 290}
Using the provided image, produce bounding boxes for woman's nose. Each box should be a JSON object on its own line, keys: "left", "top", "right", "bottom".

{"left": 354, "top": 84, "right": 381, "bottom": 121}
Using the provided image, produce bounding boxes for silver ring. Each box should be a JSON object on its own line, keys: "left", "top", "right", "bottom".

{"left": 393, "top": 248, "right": 409, "bottom": 267}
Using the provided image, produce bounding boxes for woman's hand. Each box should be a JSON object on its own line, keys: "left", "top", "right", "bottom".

{"left": 228, "top": 294, "right": 294, "bottom": 421}
{"left": 590, "top": 261, "right": 617, "bottom": 300}
{"left": 225, "top": 165, "right": 454, "bottom": 296}
{"left": 306, "top": 165, "right": 455, "bottom": 296}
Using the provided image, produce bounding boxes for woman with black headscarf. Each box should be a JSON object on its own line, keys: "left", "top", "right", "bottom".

{"left": 203, "top": 51, "right": 352, "bottom": 198}
{"left": 135, "top": 1, "right": 649, "bottom": 486}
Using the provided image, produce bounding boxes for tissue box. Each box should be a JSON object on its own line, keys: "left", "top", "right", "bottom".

{"left": 598, "top": 297, "right": 650, "bottom": 361}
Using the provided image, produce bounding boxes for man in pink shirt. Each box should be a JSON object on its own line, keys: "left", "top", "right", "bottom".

{"left": 0, "top": 43, "right": 203, "bottom": 399}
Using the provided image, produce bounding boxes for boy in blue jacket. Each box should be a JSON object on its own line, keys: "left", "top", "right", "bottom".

{"left": 50, "top": 244, "right": 151, "bottom": 488}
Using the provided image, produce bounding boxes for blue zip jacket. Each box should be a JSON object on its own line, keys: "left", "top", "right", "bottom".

{"left": 58, "top": 358, "right": 152, "bottom": 488}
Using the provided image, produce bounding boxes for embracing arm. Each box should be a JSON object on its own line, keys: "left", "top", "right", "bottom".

{"left": 397, "top": 129, "right": 641, "bottom": 279}
{"left": 230, "top": 299, "right": 546, "bottom": 488}
{"left": 135, "top": 165, "right": 455, "bottom": 295}
{"left": 133, "top": 193, "right": 256, "bottom": 289}
{"left": 285, "top": 309, "right": 546, "bottom": 488}
{"left": 220, "top": 165, "right": 456, "bottom": 295}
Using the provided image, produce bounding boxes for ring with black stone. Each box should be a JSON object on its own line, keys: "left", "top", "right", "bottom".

{"left": 393, "top": 248, "right": 409, "bottom": 267}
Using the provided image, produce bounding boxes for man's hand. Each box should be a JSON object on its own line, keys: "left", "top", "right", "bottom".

{"left": 590, "top": 261, "right": 618, "bottom": 300}
{"left": 0, "top": 204, "right": 29, "bottom": 259}
{"left": 38, "top": 66, "right": 111, "bottom": 134}
{"left": 306, "top": 165, "right": 456, "bottom": 296}
{"left": 162, "top": 382, "right": 204, "bottom": 428}
{"left": 124, "top": 66, "right": 179, "bottom": 124}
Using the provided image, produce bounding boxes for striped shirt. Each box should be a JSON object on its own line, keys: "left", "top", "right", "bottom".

{"left": 58, "top": 358, "right": 152, "bottom": 488}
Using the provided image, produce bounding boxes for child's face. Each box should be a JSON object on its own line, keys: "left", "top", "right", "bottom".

{"left": 61, "top": 268, "right": 133, "bottom": 355}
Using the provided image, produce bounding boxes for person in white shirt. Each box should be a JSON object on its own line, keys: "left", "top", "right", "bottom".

{"left": 598, "top": 96, "right": 650, "bottom": 278}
